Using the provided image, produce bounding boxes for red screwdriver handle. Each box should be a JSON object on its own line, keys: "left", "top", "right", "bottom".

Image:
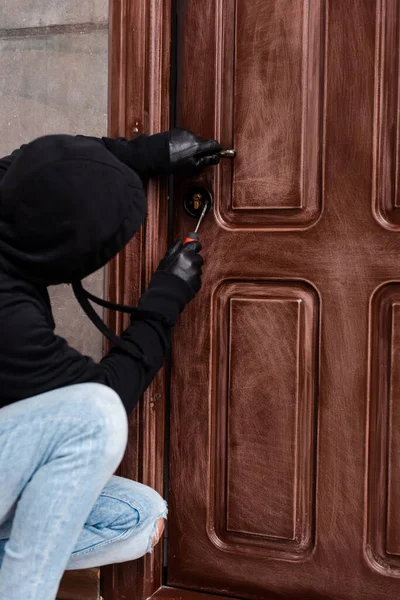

{"left": 184, "top": 232, "right": 199, "bottom": 245}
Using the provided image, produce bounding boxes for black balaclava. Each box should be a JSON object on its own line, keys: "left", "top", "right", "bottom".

{"left": 0, "top": 134, "right": 163, "bottom": 354}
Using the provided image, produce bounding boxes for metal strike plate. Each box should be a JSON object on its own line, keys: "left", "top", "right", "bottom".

{"left": 183, "top": 187, "right": 213, "bottom": 218}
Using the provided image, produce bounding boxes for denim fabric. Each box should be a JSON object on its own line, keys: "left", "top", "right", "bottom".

{"left": 0, "top": 383, "right": 167, "bottom": 600}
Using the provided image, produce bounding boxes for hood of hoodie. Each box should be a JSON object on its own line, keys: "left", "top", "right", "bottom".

{"left": 0, "top": 134, "right": 147, "bottom": 285}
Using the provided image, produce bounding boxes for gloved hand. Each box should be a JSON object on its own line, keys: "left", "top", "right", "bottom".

{"left": 157, "top": 240, "right": 203, "bottom": 294}
{"left": 138, "top": 241, "right": 204, "bottom": 326}
{"left": 168, "top": 128, "right": 222, "bottom": 172}
{"left": 100, "top": 128, "right": 222, "bottom": 179}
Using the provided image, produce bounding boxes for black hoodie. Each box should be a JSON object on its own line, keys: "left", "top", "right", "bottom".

{"left": 0, "top": 134, "right": 192, "bottom": 414}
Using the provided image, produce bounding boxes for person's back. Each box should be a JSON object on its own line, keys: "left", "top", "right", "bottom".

{"left": 0, "top": 129, "right": 222, "bottom": 600}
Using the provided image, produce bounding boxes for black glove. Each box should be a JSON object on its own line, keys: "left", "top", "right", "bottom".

{"left": 157, "top": 240, "right": 204, "bottom": 294}
{"left": 100, "top": 129, "right": 222, "bottom": 178}
{"left": 168, "top": 128, "right": 222, "bottom": 172}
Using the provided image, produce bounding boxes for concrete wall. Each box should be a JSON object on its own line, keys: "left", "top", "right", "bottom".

{"left": 0, "top": 3, "right": 109, "bottom": 361}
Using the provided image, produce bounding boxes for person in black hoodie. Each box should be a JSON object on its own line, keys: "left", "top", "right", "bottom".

{"left": 0, "top": 129, "right": 222, "bottom": 600}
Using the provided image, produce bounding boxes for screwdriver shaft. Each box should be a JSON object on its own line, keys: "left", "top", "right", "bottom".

{"left": 194, "top": 201, "right": 209, "bottom": 233}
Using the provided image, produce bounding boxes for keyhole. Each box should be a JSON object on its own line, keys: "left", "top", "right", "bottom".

{"left": 183, "top": 187, "right": 213, "bottom": 218}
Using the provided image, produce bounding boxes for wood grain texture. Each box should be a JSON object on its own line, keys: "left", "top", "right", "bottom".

{"left": 233, "top": 1, "right": 305, "bottom": 210}
{"left": 167, "top": 0, "right": 400, "bottom": 598}
{"left": 367, "top": 285, "right": 400, "bottom": 572}
{"left": 106, "top": 0, "right": 400, "bottom": 597}
{"left": 103, "top": 0, "right": 171, "bottom": 598}
{"left": 373, "top": 0, "right": 400, "bottom": 227}
{"left": 227, "top": 296, "right": 301, "bottom": 539}
{"left": 216, "top": 0, "right": 324, "bottom": 228}
{"left": 149, "top": 587, "right": 341, "bottom": 600}
{"left": 209, "top": 282, "right": 318, "bottom": 558}
{"left": 149, "top": 587, "right": 234, "bottom": 600}
{"left": 57, "top": 569, "right": 99, "bottom": 600}
{"left": 387, "top": 302, "right": 400, "bottom": 555}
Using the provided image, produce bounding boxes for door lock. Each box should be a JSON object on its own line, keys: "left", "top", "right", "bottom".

{"left": 183, "top": 187, "right": 213, "bottom": 218}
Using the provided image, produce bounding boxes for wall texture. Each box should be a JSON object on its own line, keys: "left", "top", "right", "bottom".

{"left": 0, "top": 2, "right": 108, "bottom": 361}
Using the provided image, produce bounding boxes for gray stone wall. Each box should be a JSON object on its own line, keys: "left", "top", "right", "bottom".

{"left": 0, "top": 3, "right": 109, "bottom": 361}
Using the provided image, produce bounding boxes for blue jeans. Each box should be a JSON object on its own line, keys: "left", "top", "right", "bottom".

{"left": 0, "top": 383, "right": 167, "bottom": 600}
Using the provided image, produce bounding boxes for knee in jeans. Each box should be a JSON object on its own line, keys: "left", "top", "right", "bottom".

{"left": 118, "top": 481, "right": 167, "bottom": 554}
{"left": 144, "top": 489, "right": 167, "bottom": 552}
{"left": 96, "top": 481, "right": 167, "bottom": 563}
{"left": 72, "top": 383, "right": 128, "bottom": 467}
{"left": 92, "top": 384, "right": 128, "bottom": 465}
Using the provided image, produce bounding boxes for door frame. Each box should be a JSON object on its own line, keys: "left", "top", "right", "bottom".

{"left": 103, "top": 0, "right": 172, "bottom": 598}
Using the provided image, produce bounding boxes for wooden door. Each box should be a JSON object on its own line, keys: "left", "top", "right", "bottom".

{"left": 163, "top": 0, "right": 400, "bottom": 598}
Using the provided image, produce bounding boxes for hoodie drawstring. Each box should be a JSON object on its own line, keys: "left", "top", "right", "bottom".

{"left": 72, "top": 281, "right": 171, "bottom": 368}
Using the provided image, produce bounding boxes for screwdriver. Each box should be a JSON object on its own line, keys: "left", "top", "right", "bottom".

{"left": 184, "top": 200, "right": 210, "bottom": 244}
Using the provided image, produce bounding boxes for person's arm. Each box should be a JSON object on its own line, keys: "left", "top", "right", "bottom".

{"left": 1, "top": 274, "right": 186, "bottom": 414}
{"left": 1, "top": 242, "right": 201, "bottom": 415}
{"left": 99, "top": 240, "right": 202, "bottom": 410}
{"left": 0, "top": 129, "right": 221, "bottom": 183}
{"left": 99, "top": 268, "right": 193, "bottom": 410}
{"left": 77, "top": 129, "right": 222, "bottom": 179}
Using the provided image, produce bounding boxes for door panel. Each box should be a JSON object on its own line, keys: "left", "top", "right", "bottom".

{"left": 218, "top": 0, "right": 324, "bottom": 227}
{"left": 374, "top": 0, "right": 400, "bottom": 226}
{"left": 209, "top": 281, "right": 318, "bottom": 558}
{"left": 168, "top": 0, "right": 400, "bottom": 598}
{"left": 368, "top": 285, "right": 400, "bottom": 571}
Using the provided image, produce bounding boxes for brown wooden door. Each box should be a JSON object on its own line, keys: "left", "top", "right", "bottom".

{"left": 165, "top": 0, "right": 400, "bottom": 598}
